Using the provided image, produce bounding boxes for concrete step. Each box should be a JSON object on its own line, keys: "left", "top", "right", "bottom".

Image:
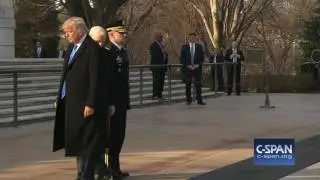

{"left": 0, "top": 58, "right": 63, "bottom": 63}
{"left": 0, "top": 64, "right": 62, "bottom": 71}
{"left": 0, "top": 86, "right": 195, "bottom": 110}
{"left": 0, "top": 82, "right": 185, "bottom": 100}
{"left": 0, "top": 75, "right": 61, "bottom": 83}
{"left": 0, "top": 90, "right": 219, "bottom": 124}
{"left": 0, "top": 87, "right": 214, "bottom": 117}
{"left": 0, "top": 82, "right": 60, "bottom": 91}
{"left": 0, "top": 84, "right": 210, "bottom": 110}
{"left": 0, "top": 111, "right": 55, "bottom": 124}
{"left": 130, "top": 87, "right": 213, "bottom": 101}
{"left": 0, "top": 80, "right": 183, "bottom": 99}
{"left": 0, "top": 73, "right": 159, "bottom": 83}
{"left": 131, "top": 90, "right": 219, "bottom": 106}
{"left": 130, "top": 84, "right": 185, "bottom": 94}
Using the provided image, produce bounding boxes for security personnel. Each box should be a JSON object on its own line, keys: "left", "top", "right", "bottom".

{"left": 225, "top": 41, "right": 244, "bottom": 95}
{"left": 104, "top": 20, "right": 130, "bottom": 180}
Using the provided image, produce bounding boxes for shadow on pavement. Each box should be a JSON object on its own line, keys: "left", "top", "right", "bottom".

{"left": 128, "top": 173, "right": 196, "bottom": 180}
{"left": 189, "top": 135, "right": 320, "bottom": 180}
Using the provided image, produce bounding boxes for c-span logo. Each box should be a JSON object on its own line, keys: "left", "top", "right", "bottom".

{"left": 254, "top": 139, "right": 295, "bottom": 166}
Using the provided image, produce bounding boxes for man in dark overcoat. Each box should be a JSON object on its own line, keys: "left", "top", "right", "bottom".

{"left": 149, "top": 32, "right": 168, "bottom": 100}
{"left": 89, "top": 25, "right": 117, "bottom": 180}
{"left": 180, "top": 32, "right": 206, "bottom": 105}
{"left": 53, "top": 17, "right": 108, "bottom": 180}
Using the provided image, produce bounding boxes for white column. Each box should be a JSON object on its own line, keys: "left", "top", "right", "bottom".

{"left": 0, "top": 0, "right": 15, "bottom": 58}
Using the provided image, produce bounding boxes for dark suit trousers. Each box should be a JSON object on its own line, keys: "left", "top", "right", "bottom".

{"left": 152, "top": 70, "right": 165, "bottom": 98}
{"left": 95, "top": 153, "right": 108, "bottom": 177}
{"left": 108, "top": 107, "right": 127, "bottom": 171}
{"left": 185, "top": 69, "right": 202, "bottom": 102}
{"left": 211, "top": 65, "right": 224, "bottom": 91}
{"left": 227, "top": 63, "right": 241, "bottom": 94}
{"left": 76, "top": 123, "right": 105, "bottom": 180}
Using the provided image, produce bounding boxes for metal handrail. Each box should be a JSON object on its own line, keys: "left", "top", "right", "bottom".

{"left": 0, "top": 62, "right": 235, "bottom": 73}
{"left": 130, "top": 62, "right": 234, "bottom": 69}
{"left": 0, "top": 62, "right": 236, "bottom": 127}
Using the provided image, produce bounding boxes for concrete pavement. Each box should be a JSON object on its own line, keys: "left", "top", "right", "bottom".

{"left": 0, "top": 93, "right": 319, "bottom": 180}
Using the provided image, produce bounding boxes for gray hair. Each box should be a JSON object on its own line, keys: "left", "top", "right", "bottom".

{"left": 89, "top": 26, "right": 107, "bottom": 42}
{"left": 62, "top": 16, "right": 88, "bottom": 33}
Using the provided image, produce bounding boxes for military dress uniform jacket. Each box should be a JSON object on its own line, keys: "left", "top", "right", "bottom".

{"left": 104, "top": 42, "right": 130, "bottom": 110}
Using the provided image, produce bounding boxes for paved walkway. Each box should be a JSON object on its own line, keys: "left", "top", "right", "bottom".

{"left": 0, "top": 93, "right": 319, "bottom": 180}
{"left": 281, "top": 162, "right": 320, "bottom": 180}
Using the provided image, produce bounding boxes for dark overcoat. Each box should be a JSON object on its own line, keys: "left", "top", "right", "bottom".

{"left": 149, "top": 41, "right": 168, "bottom": 72}
{"left": 53, "top": 36, "right": 108, "bottom": 157}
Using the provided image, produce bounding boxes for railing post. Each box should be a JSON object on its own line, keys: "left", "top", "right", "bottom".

{"left": 168, "top": 65, "right": 172, "bottom": 104}
{"left": 139, "top": 67, "right": 143, "bottom": 106}
{"left": 233, "top": 62, "right": 237, "bottom": 95}
{"left": 13, "top": 72, "right": 18, "bottom": 126}
{"left": 260, "top": 52, "right": 275, "bottom": 109}
{"left": 214, "top": 63, "right": 218, "bottom": 95}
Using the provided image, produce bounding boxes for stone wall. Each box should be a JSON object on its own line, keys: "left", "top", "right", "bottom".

{"left": 0, "top": 0, "right": 15, "bottom": 58}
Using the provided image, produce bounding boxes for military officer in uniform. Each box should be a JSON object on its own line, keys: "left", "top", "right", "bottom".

{"left": 104, "top": 20, "right": 130, "bottom": 180}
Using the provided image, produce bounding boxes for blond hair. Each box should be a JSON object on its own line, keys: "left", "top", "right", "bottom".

{"left": 62, "top": 17, "right": 88, "bottom": 33}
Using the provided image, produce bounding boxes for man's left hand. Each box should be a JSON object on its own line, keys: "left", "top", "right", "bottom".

{"left": 84, "top": 106, "right": 94, "bottom": 118}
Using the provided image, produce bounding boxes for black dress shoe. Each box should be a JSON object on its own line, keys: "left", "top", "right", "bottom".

{"left": 197, "top": 101, "right": 206, "bottom": 105}
{"left": 119, "top": 171, "right": 130, "bottom": 177}
{"left": 110, "top": 173, "right": 124, "bottom": 180}
{"left": 96, "top": 175, "right": 110, "bottom": 180}
{"left": 186, "top": 101, "right": 191, "bottom": 105}
{"left": 113, "top": 170, "right": 130, "bottom": 177}
{"left": 96, "top": 171, "right": 111, "bottom": 180}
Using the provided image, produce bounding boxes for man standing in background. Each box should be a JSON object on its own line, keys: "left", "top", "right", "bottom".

{"left": 33, "top": 40, "right": 47, "bottom": 58}
{"left": 180, "top": 32, "right": 206, "bottom": 105}
{"left": 149, "top": 32, "right": 168, "bottom": 100}
{"left": 104, "top": 20, "right": 130, "bottom": 180}
{"left": 225, "top": 41, "right": 245, "bottom": 95}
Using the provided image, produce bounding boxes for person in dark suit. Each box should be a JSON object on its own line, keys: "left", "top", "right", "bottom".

{"left": 104, "top": 20, "right": 131, "bottom": 180}
{"left": 180, "top": 32, "right": 206, "bottom": 105}
{"left": 89, "top": 25, "right": 116, "bottom": 180}
{"left": 225, "top": 41, "right": 245, "bottom": 95}
{"left": 149, "top": 32, "right": 168, "bottom": 100}
{"left": 53, "top": 17, "right": 109, "bottom": 180}
{"left": 210, "top": 48, "right": 224, "bottom": 91}
{"left": 33, "top": 40, "right": 47, "bottom": 58}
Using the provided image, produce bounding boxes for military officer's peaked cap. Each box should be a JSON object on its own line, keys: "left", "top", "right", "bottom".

{"left": 105, "top": 20, "right": 127, "bottom": 33}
